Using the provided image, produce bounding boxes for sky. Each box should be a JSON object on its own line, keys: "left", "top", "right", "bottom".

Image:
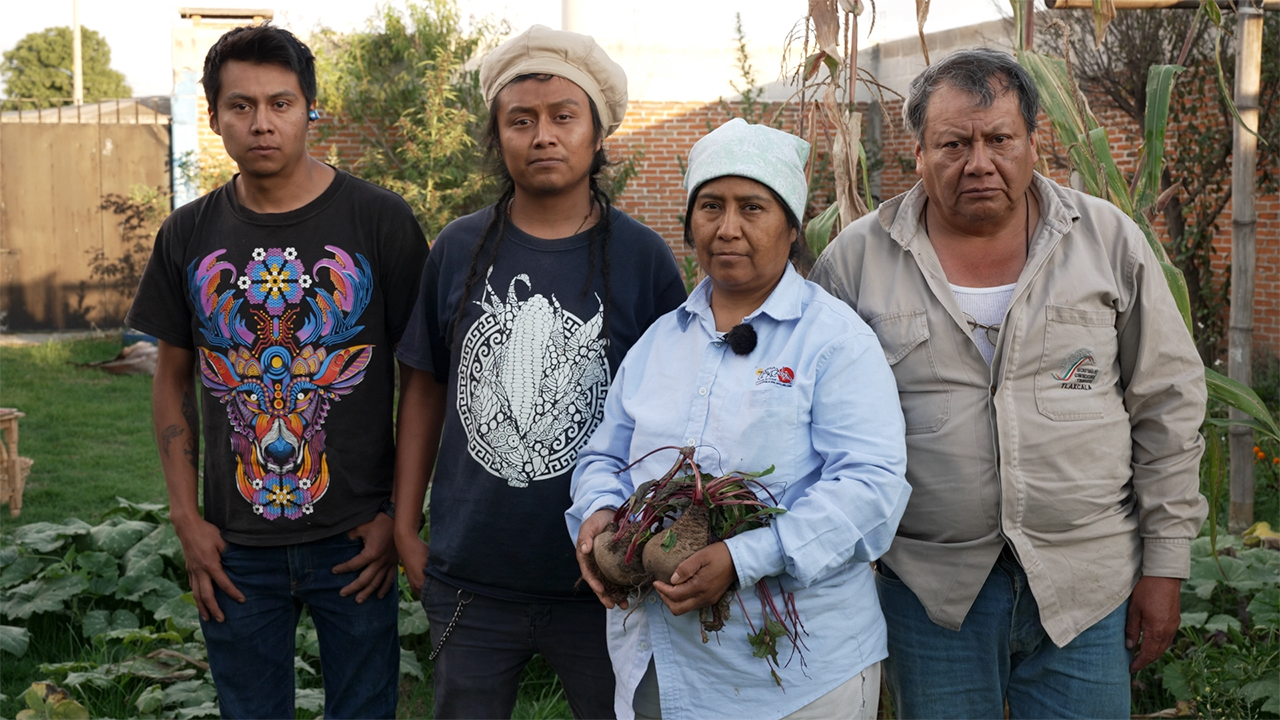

{"left": 1, "top": 1, "right": 1011, "bottom": 99}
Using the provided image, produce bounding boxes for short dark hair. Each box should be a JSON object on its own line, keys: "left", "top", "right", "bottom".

{"left": 903, "top": 48, "right": 1039, "bottom": 144}
{"left": 683, "top": 180, "right": 805, "bottom": 262}
{"left": 202, "top": 24, "right": 317, "bottom": 113}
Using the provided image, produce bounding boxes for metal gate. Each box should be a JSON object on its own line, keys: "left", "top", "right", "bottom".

{"left": 0, "top": 98, "right": 171, "bottom": 331}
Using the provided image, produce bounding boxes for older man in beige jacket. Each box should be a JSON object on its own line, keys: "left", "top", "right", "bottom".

{"left": 809, "top": 48, "right": 1207, "bottom": 720}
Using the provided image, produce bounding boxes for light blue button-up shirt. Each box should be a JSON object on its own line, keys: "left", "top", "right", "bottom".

{"left": 567, "top": 264, "right": 910, "bottom": 720}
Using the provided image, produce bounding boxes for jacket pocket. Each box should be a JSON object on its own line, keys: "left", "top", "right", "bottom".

{"left": 870, "top": 309, "right": 950, "bottom": 435}
{"left": 1034, "top": 304, "right": 1117, "bottom": 421}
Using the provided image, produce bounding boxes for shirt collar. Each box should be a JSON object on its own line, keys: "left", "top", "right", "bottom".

{"left": 676, "top": 262, "right": 805, "bottom": 331}
{"left": 878, "top": 172, "right": 1081, "bottom": 248}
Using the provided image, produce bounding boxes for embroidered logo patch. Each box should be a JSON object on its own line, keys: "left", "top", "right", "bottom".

{"left": 1052, "top": 348, "right": 1098, "bottom": 390}
{"left": 755, "top": 366, "right": 795, "bottom": 387}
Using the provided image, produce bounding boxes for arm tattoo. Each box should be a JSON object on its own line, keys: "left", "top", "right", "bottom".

{"left": 181, "top": 391, "right": 200, "bottom": 470}
{"left": 161, "top": 425, "right": 184, "bottom": 459}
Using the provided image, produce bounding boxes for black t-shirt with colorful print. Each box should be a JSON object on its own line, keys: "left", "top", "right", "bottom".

{"left": 397, "top": 206, "right": 687, "bottom": 601}
{"left": 128, "top": 171, "right": 428, "bottom": 546}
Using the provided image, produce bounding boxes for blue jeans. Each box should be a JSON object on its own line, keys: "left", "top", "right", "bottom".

{"left": 421, "top": 575, "right": 615, "bottom": 719}
{"left": 200, "top": 534, "right": 399, "bottom": 719}
{"left": 876, "top": 548, "right": 1131, "bottom": 719}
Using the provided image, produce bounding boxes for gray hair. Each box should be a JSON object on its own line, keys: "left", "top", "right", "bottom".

{"left": 903, "top": 48, "right": 1040, "bottom": 144}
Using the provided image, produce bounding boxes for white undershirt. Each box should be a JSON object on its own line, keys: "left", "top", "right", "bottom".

{"left": 950, "top": 282, "right": 1016, "bottom": 365}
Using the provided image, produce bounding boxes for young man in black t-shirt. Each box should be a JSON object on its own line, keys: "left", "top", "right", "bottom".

{"left": 392, "top": 25, "right": 686, "bottom": 720}
{"left": 128, "top": 25, "right": 426, "bottom": 719}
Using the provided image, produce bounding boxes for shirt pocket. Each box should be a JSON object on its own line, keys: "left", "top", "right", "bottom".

{"left": 728, "top": 386, "right": 800, "bottom": 478}
{"left": 1034, "top": 304, "right": 1117, "bottom": 421}
{"left": 870, "top": 309, "right": 950, "bottom": 435}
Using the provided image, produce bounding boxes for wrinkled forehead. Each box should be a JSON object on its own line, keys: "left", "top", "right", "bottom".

{"left": 923, "top": 81, "right": 1024, "bottom": 130}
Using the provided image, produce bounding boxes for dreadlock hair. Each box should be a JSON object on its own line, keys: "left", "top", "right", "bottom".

{"left": 448, "top": 74, "right": 616, "bottom": 350}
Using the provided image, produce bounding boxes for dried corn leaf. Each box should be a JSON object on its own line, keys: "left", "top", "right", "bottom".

{"left": 916, "top": 0, "right": 931, "bottom": 65}
{"left": 1091, "top": 0, "right": 1116, "bottom": 47}
{"left": 810, "top": 0, "right": 843, "bottom": 64}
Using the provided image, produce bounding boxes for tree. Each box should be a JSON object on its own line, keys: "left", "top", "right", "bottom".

{"left": 1038, "top": 9, "right": 1279, "bottom": 363}
{"left": 312, "top": 0, "right": 500, "bottom": 239}
{"left": 1, "top": 26, "right": 131, "bottom": 102}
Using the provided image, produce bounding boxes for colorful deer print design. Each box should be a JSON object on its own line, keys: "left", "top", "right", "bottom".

{"left": 189, "top": 245, "right": 373, "bottom": 520}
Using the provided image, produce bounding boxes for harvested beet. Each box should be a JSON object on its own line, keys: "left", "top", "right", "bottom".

{"left": 594, "top": 525, "right": 649, "bottom": 586}
{"left": 643, "top": 503, "right": 710, "bottom": 584}
{"left": 582, "top": 522, "right": 649, "bottom": 604}
{"left": 580, "top": 445, "right": 804, "bottom": 685}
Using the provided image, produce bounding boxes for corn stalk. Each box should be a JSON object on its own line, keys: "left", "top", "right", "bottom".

{"left": 797, "top": 0, "right": 889, "bottom": 257}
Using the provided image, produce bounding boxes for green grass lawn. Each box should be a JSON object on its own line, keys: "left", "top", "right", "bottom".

{"left": 0, "top": 334, "right": 572, "bottom": 719}
{"left": 0, "top": 335, "right": 167, "bottom": 528}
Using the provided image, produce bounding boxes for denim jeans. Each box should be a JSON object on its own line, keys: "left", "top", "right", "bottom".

{"left": 421, "top": 574, "right": 615, "bottom": 719}
{"left": 876, "top": 548, "right": 1131, "bottom": 720}
{"left": 200, "top": 533, "right": 400, "bottom": 719}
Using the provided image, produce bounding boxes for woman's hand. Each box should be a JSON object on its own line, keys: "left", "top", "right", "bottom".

{"left": 653, "top": 542, "right": 736, "bottom": 615}
{"left": 576, "top": 509, "right": 628, "bottom": 610}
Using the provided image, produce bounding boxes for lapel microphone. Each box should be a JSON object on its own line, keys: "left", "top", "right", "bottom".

{"left": 724, "top": 323, "right": 757, "bottom": 356}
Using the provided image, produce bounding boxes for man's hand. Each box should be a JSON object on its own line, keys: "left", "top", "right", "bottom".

{"left": 333, "top": 512, "right": 398, "bottom": 602}
{"left": 653, "top": 542, "right": 736, "bottom": 616}
{"left": 395, "top": 528, "right": 430, "bottom": 598}
{"left": 1127, "top": 575, "right": 1182, "bottom": 672}
{"left": 173, "top": 515, "right": 244, "bottom": 623}
{"left": 576, "top": 509, "right": 627, "bottom": 610}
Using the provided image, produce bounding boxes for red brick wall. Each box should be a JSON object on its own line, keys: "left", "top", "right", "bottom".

{"left": 605, "top": 97, "right": 1278, "bottom": 357}
{"left": 197, "top": 92, "right": 1278, "bottom": 356}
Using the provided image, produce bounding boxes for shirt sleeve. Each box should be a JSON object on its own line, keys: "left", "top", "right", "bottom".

{"left": 379, "top": 199, "right": 430, "bottom": 345}
{"left": 651, "top": 259, "right": 688, "bottom": 323}
{"left": 566, "top": 354, "right": 643, "bottom": 543}
{"left": 1116, "top": 229, "right": 1209, "bottom": 579}
{"left": 395, "top": 243, "right": 449, "bottom": 380}
{"left": 724, "top": 332, "right": 912, "bottom": 589}
{"left": 125, "top": 212, "right": 195, "bottom": 349}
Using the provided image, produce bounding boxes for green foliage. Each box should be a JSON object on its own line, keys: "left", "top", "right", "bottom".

{"left": 312, "top": 0, "right": 502, "bottom": 240}
{"left": 720, "top": 13, "right": 775, "bottom": 128}
{"left": 15, "top": 682, "right": 90, "bottom": 720}
{"left": 679, "top": 255, "right": 700, "bottom": 294}
{"left": 1, "top": 26, "right": 130, "bottom": 103}
{"left": 1037, "top": 9, "right": 1280, "bottom": 363}
{"left": 0, "top": 499, "right": 436, "bottom": 719}
{"left": 1133, "top": 536, "right": 1280, "bottom": 718}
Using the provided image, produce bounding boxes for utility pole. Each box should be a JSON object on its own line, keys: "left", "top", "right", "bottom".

{"left": 72, "top": 0, "right": 83, "bottom": 105}
{"left": 1228, "top": 0, "right": 1265, "bottom": 533}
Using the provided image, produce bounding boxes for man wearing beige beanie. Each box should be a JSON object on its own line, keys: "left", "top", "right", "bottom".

{"left": 392, "top": 25, "right": 686, "bottom": 720}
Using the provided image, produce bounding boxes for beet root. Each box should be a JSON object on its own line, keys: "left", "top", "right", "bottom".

{"left": 582, "top": 522, "right": 649, "bottom": 604}
{"left": 643, "top": 503, "right": 710, "bottom": 585}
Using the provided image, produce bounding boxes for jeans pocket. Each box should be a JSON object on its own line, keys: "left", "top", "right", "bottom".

{"left": 875, "top": 560, "right": 906, "bottom": 586}
{"left": 419, "top": 575, "right": 434, "bottom": 611}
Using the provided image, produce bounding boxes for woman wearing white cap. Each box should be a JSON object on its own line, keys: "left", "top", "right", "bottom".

{"left": 568, "top": 118, "right": 912, "bottom": 719}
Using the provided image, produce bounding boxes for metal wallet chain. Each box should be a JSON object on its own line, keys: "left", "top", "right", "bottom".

{"left": 428, "top": 589, "right": 474, "bottom": 661}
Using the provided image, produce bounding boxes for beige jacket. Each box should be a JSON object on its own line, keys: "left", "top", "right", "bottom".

{"left": 809, "top": 174, "right": 1208, "bottom": 646}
